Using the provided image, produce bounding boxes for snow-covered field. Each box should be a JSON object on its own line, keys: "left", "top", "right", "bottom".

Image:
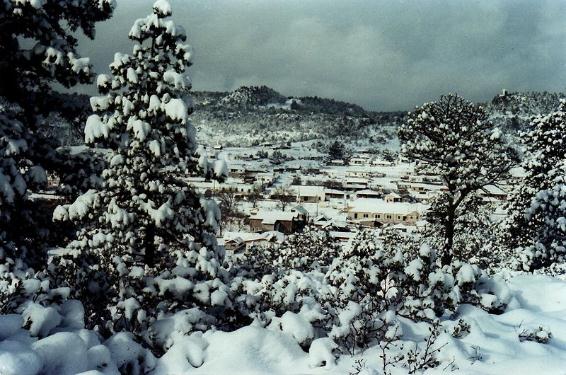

{"left": 1, "top": 273, "right": 565, "bottom": 375}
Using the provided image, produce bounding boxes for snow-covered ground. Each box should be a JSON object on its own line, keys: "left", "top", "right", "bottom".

{"left": 191, "top": 274, "right": 566, "bottom": 375}
{"left": 1, "top": 273, "right": 565, "bottom": 375}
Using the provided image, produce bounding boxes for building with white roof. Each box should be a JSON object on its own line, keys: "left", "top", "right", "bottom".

{"left": 289, "top": 185, "right": 325, "bottom": 203}
{"left": 347, "top": 198, "right": 428, "bottom": 227}
{"left": 248, "top": 209, "right": 307, "bottom": 234}
{"left": 354, "top": 189, "right": 382, "bottom": 199}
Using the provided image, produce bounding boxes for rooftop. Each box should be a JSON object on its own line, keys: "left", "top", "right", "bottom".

{"left": 348, "top": 198, "right": 428, "bottom": 214}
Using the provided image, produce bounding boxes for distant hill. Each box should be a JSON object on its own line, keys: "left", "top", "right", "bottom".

{"left": 485, "top": 90, "right": 565, "bottom": 132}
{"left": 190, "top": 85, "right": 404, "bottom": 146}
{"left": 192, "top": 85, "right": 380, "bottom": 117}
{"left": 41, "top": 87, "right": 564, "bottom": 147}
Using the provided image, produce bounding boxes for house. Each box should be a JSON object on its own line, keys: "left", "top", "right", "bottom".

{"left": 350, "top": 157, "right": 370, "bottom": 166}
{"left": 228, "top": 165, "right": 246, "bottom": 177}
{"left": 255, "top": 172, "right": 275, "bottom": 185}
{"left": 480, "top": 185, "right": 508, "bottom": 201}
{"left": 189, "top": 179, "right": 255, "bottom": 196}
{"left": 354, "top": 189, "right": 382, "bottom": 199}
{"left": 329, "top": 159, "right": 345, "bottom": 166}
{"left": 221, "top": 231, "right": 285, "bottom": 254}
{"left": 248, "top": 210, "right": 307, "bottom": 234}
{"left": 289, "top": 185, "right": 325, "bottom": 203}
{"left": 371, "top": 159, "right": 393, "bottom": 167}
{"left": 344, "top": 177, "right": 368, "bottom": 190}
{"left": 347, "top": 198, "right": 427, "bottom": 227}
{"left": 384, "top": 192, "right": 402, "bottom": 203}
{"left": 346, "top": 167, "right": 385, "bottom": 178}
{"left": 324, "top": 188, "right": 349, "bottom": 200}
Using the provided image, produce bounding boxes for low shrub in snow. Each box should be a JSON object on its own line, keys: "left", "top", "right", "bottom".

{"left": 238, "top": 226, "right": 341, "bottom": 277}
{"left": 231, "top": 229, "right": 511, "bottom": 360}
{"left": 518, "top": 326, "right": 552, "bottom": 344}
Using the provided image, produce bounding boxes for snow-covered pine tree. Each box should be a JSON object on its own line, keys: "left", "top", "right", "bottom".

{"left": 398, "top": 94, "right": 518, "bottom": 264}
{"left": 424, "top": 194, "right": 500, "bottom": 270}
{"left": 52, "top": 0, "right": 229, "bottom": 339}
{"left": 0, "top": 0, "right": 114, "bottom": 310}
{"left": 503, "top": 101, "right": 566, "bottom": 270}
{"left": 522, "top": 160, "right": 566, "bottom": 271}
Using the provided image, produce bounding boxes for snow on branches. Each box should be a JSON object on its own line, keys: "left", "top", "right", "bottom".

{"left": 504, "top": 100, "right": 566, "bottom": 271}
{"left": 398, "top": 94, "right": 518, "bottom": 263}
{"left": 51, "top": 0, "right": 229, "bottom": 342}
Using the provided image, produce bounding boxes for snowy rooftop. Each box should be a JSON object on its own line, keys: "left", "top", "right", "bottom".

{"left": 289, "top": 185, "right": 325, "bottom": 196}
{"left": 249, "top": 210, "right": 301, "bottom": 224}
{"left": 354, "top": 189, "right": 382, "bottom": 196}
{"left": 223, "top": 231, "right": 285, "bottom": 243}
{"left": 348, "top": 198, "right": 428, "bottom": 214}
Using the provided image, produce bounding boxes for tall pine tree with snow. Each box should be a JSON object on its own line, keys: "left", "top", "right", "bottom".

{"left": 523, "top": 161, "right": 566, "bottom": 272}
{"left": 398, "top": 94, "right": 518, "bottom": 264}
{"left": 52, "top": 0, "right": 230, "bottom": 339}
{"left": 504, "top": 100, "right": 566, "bottom": 270}
{"left": 0, "top": 0, "right": 114, "bottom": 310}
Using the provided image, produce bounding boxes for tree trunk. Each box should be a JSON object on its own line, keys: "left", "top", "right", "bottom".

{"left": 441, "top": 205, "right": 456, "bottom": 266}
{"left": 144, "top": 225, "right": 156, "bottom": 267}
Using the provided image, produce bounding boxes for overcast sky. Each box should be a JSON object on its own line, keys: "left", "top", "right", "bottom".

{"left": 77, "top": 0, "right": 566, "bottom": 111}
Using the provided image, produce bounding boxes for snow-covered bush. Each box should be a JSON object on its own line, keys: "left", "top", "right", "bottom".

{"left": 239, "top": 226, "right": 341, "bottom": 277}
{"left": 51, "top": 0, "right": 232, "bottom": 346}
{"left": 328, "top": 232, "right": 459, "bottom": 323}
{"left": 276, "top": 226, "right": 341, "bottom": 272}
{"left": 232, "top": 229, "right": 509, "bottom": 357}
{"left": 327, "top": 231, "right": 510, "bottom": 351}
{"left": 518, "top": 326, "right": 552, "bottom": 344}
{"left": 449, "top": 319, "right": 471, "bottom": 339}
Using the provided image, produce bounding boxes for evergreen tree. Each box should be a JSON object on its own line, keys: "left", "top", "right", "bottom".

{"left": 503, "top": 101, "right": 566, "bottom": 269}
{"left": 327, "top": 140, "right": 347, "bottom": 162}
{"left": 0, "top": 0, "right": 114, "bottom": 309}
{"left": 503, "top": 101, "right": 566, "bottom": 271}
{"left": 424, "top": 194, "right": 500, "bottom": 270}
{"left": 398, "top": 94, "right": 518, "bottom": 264}
{"left": 522, "top": 160, "right": 566, "bottom": 271}
{"left": 53, "top": 0, "right": 229, "bottom": 338}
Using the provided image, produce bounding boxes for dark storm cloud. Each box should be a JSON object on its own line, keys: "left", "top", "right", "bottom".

{"left": 77, "top": 0, "right": 566, "bottom": 111}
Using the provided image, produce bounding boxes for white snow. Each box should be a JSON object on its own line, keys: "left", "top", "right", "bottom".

{"left": 0, "top": 340, "right": 42, "bottom": 375}
{"left": 128, "top": 118, "right": 151, "bottom": 141}
{"left": 163, "top": 98, "right": 187, "bottom": 123}
{"left": 163, "top": 70, "right": 186, "bottom": 89}
{"left": 2, "top": 274, "right": 566, "bottom": 374}
{"left": 22, "top": 303, "right": 62, "bottom": 337}
{"left": 84, "top": 115, "right": 109, "bottom": 143}
{"left": 153, "top": 0, "right": 172, "bottom": 17}
{"left": 308, "top": 337, "right": 337, "bottom": 368}
{"left": 32, "top": 332, "right": 88, "bottom": 375}
{"left": 96, "top": 74, "right": 111, "bottom": 89}
{"left": 148, "top": 139, "right": 161, "bottom": 156}
{"left": 274, "top": 311, "right": 314, "bottom": 345}
{"left": 126, "top": 67, "right": 138, "bottom": 84}
{"left": 54, "top": 190, "right": 98, "bottom": 221}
